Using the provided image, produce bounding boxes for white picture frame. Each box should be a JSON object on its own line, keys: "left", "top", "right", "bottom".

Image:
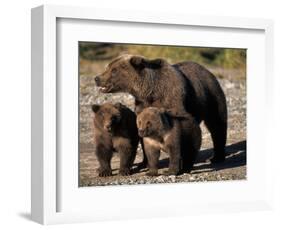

{"left": 31, "top": 4, "right": 274, "bottom": 225}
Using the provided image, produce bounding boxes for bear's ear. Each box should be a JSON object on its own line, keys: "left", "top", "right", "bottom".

{"left": 91, "top": 104, "right": 100, "bottom": 113}
{"left": 145, "top": 58, "right": 164, "bottom": 69}
{"left": 114, "top": 102, "right": 123, "bottom": 110}
{"left": 130, "top": 56, "right": 145, "bottom": 70}
{"left": 160, "top": 111, "right": 172, "bottom": 128}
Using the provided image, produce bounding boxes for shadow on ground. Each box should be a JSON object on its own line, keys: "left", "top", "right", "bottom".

{"left": 18, "top": 212, "right": 32, "bottom": 221}
{"left": 154, "top": 140, "right": 246, "bottom": 173}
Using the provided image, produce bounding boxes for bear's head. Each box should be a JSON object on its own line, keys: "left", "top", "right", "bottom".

{"left": 92, "top": 103, "right": 123, "bottom": 132}
{"left": 136, "top": 107, "right": 171, "bottom": 138}
{"left": 94, "top": 54, "right": 165, "bottom": 94}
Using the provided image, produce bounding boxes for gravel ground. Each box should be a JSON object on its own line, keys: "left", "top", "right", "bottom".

{"left": 79, "top": 67, "right": 246, "bottom": 186}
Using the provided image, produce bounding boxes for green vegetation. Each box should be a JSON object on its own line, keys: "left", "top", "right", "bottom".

{"left": 79, "top": 42, "right": 246, "bottom": 70}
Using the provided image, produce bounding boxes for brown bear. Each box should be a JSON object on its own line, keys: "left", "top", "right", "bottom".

{"left": 95, "top": 54, "right": 227, "bottom": 164}
{"left": 91, "top": 102, "right": 139, "bottom": 177}
{"left": 136, "top": 107, "right": 201, "bottom": 176}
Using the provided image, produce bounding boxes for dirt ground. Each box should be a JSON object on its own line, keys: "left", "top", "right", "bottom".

{"left": 79, "top": 67, "right": 246, "bottom": 186}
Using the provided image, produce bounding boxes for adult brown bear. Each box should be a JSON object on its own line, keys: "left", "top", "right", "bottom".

{"left": 95, "top": 54, "right": 227, "bottom": 164}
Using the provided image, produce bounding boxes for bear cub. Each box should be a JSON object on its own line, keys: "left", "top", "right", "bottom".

{"left": 137, "top": 107, "right": 201, "bottom": 176}
{"left": 92, "top": 103, "right": 139, "bottom": 177}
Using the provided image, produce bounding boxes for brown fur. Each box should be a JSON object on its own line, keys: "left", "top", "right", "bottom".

{"left": 137, "top": 107, "right": 201, "bottom": 176}
{"left": 95, "top": 55, "right": 227, "bottom": 163}
{"left": 95, "top": 55, "right": 187, "bottom": 114}
{"left": 92, "top": 102, "right": 139, "bottom": 177}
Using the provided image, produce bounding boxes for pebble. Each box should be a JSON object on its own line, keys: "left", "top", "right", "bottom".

{"left": 168, "top": 175, "right": 176, "bottom": 183}
{"left": 189, "top": 176, "right": 195, "bottom": 181}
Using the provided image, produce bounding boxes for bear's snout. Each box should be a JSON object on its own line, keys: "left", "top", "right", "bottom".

{"left": 104, "top": 124, "right": 112, "bottom": 132}
{"left": 138, "top": 129, "right": 145, "bottom": 137}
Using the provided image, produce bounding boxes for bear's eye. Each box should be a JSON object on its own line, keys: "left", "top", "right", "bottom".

{"left": 111, "top": 68, "right": 117, "bottom": 76}
{"left": 146, "top": 121, "right": 151, "bottom": 127}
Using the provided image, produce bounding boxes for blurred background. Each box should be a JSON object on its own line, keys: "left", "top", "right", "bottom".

{"left": 79, "top": 42, "right": 246, "bottom": 186}
{"left": 79, "top": 42, "right": 246, "bottom": 78}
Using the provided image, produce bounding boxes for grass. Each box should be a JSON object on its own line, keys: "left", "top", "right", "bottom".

{"left": 79, "top": 42, "right": 246, "bottom": 78}
{"left": 79, "top": 42, "right": 246, "bottom": 68}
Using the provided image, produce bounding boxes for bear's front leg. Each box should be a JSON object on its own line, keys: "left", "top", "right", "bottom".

{"left": 95, "top": 144, "right": 113, "bottom": 177}
{"left": 136, "top": 137, "right": 148, "bottom": 170}
{"left": 98, "top": 167, "right": 112, "bottom": 177}
{"left": 114, "top": 138, "right": 136, "bottom": 176}
{"left": 143, "top": 139, "right": 160, "bottom": 176}
{"left": 164, "top": 144, "right": 181, "bottom": 176}
{"left": 118, "top": 148, "right": 133, "bottom": 176}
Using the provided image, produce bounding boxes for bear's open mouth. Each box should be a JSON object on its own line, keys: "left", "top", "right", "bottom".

{"left": 99, "top": 85, "right": 113, "bottom": 93}
{"left": 138, "top": 130, "right": 147, "bottom": 137}
{"left": 100, "top": 87, "right": 108, "bottom": 93}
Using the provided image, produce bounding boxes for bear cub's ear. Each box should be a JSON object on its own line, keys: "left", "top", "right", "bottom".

{"left": 92, "top": 104, "right": 100, "bottom": 113}
{"left": 114, "top": 102, "right": 124, "bottom": 110}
